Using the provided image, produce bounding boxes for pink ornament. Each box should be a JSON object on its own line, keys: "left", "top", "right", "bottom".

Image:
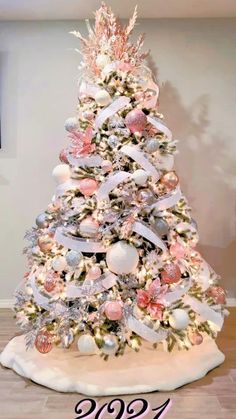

{"left": 161, "top": 263, "right": 182, "bottom": 284}
{"left": 170, "top": 242, "right": 186, "bottom": 259}
{"left": 79, "top": 178, "right": 98, "bottom": 197}
{"left": 38, "top": 235, "right": 54, "bottom": 253}
{"left": 136, "top": 278, "right": 168, "bottom": 320}
{"left": 44, "top": 272, "right": 59, "bottom": 292}
{"left": 189, "top": 331, "right": 203, "bottom": 346}
{"left": 160, "top": 171, "right": 179, "bottom": 191}
{"left": 105, "top": 301, "right": 123, "bottom": 321}
{"left": 101, "top": 160, "right": 113, "bottom": 173}
{"left": 59, "top": 148, "right": 69, "bottom": 164}
{"left": 86, "top": 266, "right": 102, "bottom": 280}
{"left": 83, "top": 110, "right": 94, "bottom": 121}
{"left": 35, "top": 331, "right": 53, "bottom": 354}
{"left": 125, "top": 109, "right": 147, "bottom": 133}
{"left": 207, "top": 286, "right": 226, "bottom": 304}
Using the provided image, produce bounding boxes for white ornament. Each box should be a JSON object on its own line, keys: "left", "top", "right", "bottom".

{"left": 132, "top": 169, "right": 148, "bottom": 186}
{"left": 64, "top": 117, "right": 79, "bottom": 132}
{"left": 77, "top": 334, "right": 98, "bottom": 355}
{"left": 155, "top": 152, "right": 174, "bottom": 171}
{"left": 101, "top": 334, "right": 119, "bottom": 355}
{"left": 52, "top": 256, "right": 67, "bottom": 272}
{"left": 52, "top": 164, "right": 70, "bottom": 185}
{"left": 95, "top": 90, "right": 112, "bottom": 107}
{"left": 96, "top": 54, "right": 111, "bottom": 69}
{"left": 169, "top": 309, "right": 190, "bottom": 330}
{"left": 79, "top": 217, "right": 99, "bottom": 238}
{"left": 106, "top": 241, "right": 139, "bottom": 275}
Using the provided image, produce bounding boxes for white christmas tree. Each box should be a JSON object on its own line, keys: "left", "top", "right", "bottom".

{"left": 14, "top": 3, "right": 226, "bottom": 359}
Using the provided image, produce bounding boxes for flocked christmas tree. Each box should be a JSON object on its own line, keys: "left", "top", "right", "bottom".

{"left": 14, "top": 3, "right": 227, "bottom": 358}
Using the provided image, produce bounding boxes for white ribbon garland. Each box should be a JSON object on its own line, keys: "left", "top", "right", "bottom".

{"left": 147, "top": 116, "right": 173, "bottom": 141}
{"left": 132, "top": 221, "right": 167, "bottom": 252}
{"left": 67, "top": 155, "right": 103, "bottom": 168}
{"left": 124, "top": 308, "right": 168, "bottom": 343}
{"left": 55, "top": 179, "right": 81, "bottom": 198}
{"left": 96, "top": 171, "right": 131, "bottom": 202}
{"left": 120, "top": 145, "right": 160, "bottom": 181}
{"left": 183, "top": 295, "right": 224, "bottom": 331}
{"left": 95, "top": 96, "right": 130, "bottom": 130}
{"left": 66, "top": 273, "right": 117, "bottom": 298}
{"left": 151, "top": 188, "right": 182, "bottom": 211}
{"left": 79, "top": 80, "right": 100, "bottom": 98}
{"left": 54, "top": 227, "right": 106, "bottom": 253}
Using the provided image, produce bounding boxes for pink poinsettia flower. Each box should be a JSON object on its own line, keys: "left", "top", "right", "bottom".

{"left": 68, "top": 127, "right": 95, "bottom": 157}
{"left": 136, "top": 279, "right": 168, "bottom": 320}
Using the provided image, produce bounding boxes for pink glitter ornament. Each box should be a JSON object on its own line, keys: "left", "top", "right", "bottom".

{"left": 44, "top": 272, "right": 59, "bottom": 292}
{"left": 86, "top": 266, "right": 102, "bottom": 280}
{"left": 170, "top": 242, "right": 186, "bottom": 259}
{"left": 207, "top": 286, "right": 226, "bottom": 304}
{"left": 161, "top": 263, "right": 182, "bottom": 284}
{"left": 59, "top": 148, "right": 69, "bottom": 164}
{"left": 35, "top": 331, "right": 53, "bottom": 354}
{"left": 101, "top": 160, "right": 113, "bottom": 173}
{"left": 189, "top": 331, "right": 203, "bottom": 346}
{"left": 105, "top": 301, "right": 123, "bottom": 321}
{"left": 160, "top": 171, "right": 179, "bottom": 190}
{"left": 79, "top": 178, "right": 98, "bottom": 197}
{"left": 125, "top": 109, "right": 147, "bottom": 133}
{"left": 38, "top": 235, "right": 54, "bottom": 253}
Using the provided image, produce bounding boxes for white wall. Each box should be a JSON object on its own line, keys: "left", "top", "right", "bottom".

{"left": 0, "top": 19, "right": 235, "bottom": 300}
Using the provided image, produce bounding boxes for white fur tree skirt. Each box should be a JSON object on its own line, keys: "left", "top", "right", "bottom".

{"left": 0, "top": 335, "right": 225, "bottom": 396}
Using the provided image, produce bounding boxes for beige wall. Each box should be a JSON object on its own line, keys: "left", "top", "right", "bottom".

{"left": 0, "top": 19, "right": 235, "bottom": 300}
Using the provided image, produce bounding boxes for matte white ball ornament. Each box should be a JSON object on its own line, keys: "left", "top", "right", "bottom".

{"left": 132, "top": 169, "right": 148, "bottom": 186}
{"left": 169, "top": 309, "right": 190, "bottom": 330}
{"left": 77, "top": 334, "right": 98, "bottom": 355}
{"left": 52, "top": 256, "right": 67, "bottom": 272}
{"left": 52, "top": 164, "right": 70, "bottom": 185}
{"left": 79, "top": 217, "right": 99, "bottom": 238}
{"left": 95, "top": 89, "right": 112, "bottom": 106}
{"left": 96, "top": 54, "right": 111, "bottom": 69}
{"left": 64, "top": 117, "right": 79, "bottom": 132}
{"left": 106, "top": 241, "right": 139, "bottom": 275}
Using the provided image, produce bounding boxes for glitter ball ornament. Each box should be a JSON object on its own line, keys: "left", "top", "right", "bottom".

{"left": 105, "top": 301, "right": 123, "bottom": 321}
{"left": 64, "top": 117, "right": 79, "bottom": 132}
{"left": 160, "top": 171, "right": 179, "bottom": 190}
{"left": 36, "top": 213, "right": 49, "bottom": 229}
{"left": 132, "top": 169, "right": 148, "bottom": 186}
{"left": 44, "top": 272, "right": 58, "bottom": 292}
{"left": 86, "top": 266, "right": 102, "bottom": 280}
{"left": 169, "top": 309, "right": 189, "bottom": 330}
{"left": 101, "top": 334, "right": 119, "bottom": 355}
{"left": 52, "top": 164, "right": 70, "bottom": 185}
{"left": 35, "top": 331, "right": 53, "bottom": 354}
{"left": 79, "top": 178, "right": 98, "bottom": 197}
{"left": 101, "top": 160, "right": 113, "bottom": 172}
{"left": 79, "top": 217, "right": 99, "bottom": 238}
{"left": 66, "top": 250, "right": 83, "bottom": 267}
{"left": 77, "top": 334, "right": 98, "bottom": 355}
{"left": 52, "top": 256, "right": 67, "bottom": 272}
{"left": 106, "top": 241, "right": 139, "bottom": 275}
{"left": 59, "top": 148, "right": 69, "bottom": 164}
{"left": 125, "top": 109, "right": 147, "bottom": 133}
{"left": 95, "top": 89, "right": 112, "bottom": 106}
{"left": 161, "top": 263, "right": 182, "bottom": 284}
{"left": 146, "top": 138, "right": 159, "bottom": 153}
{"left": 154, "top": 218, "right": 169, "bottom": 236}
{"left": 137, "top": 189, "right": 154, "bottom": 205}
{"left": 96, "top": 53, "right": 111, "bottom": 69}
{"left": 38, "top": 235, "right": 54, "bottom": 253}
{"left": 189, "top": 331, "right": 203, "bottom": 346}
{"left": 170, "top": 242, "right": 186, "bottom": 259}
{"left": 108, "top": 135, "right": 119, "bottom": 148}
{"left": 207, "top": 286, "right": 226, "bottom": 304}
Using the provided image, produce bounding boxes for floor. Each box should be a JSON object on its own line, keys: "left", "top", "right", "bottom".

{"left": 0, "top": 308, "right": 235, "bottom": 419}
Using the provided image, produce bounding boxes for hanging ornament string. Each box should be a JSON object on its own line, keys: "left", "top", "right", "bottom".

{"left": 120, "top": 145, "right": 160, "bottom": 181}
{"left": 183, "top": 295, "right": 224, "bottom": 331}
{"left": 132, "top": 221, "right": 167, "bottom": 252}
{"left": 96, "top": 171, "right": 131, "bottom": 202}
{"left": 66, "top": 272, "right": 117, "bottom": 298}
{"left": 95, "top": 96, "right": 130, "bottom": 130}
{"left": 54, "top": 227, "right": 106, "bottom": 253}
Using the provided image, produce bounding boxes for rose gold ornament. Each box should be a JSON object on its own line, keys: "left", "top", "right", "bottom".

{"left": 101, "top": 160, "right": 113, "bottom": 173}
{"left": 170, "top": 242, "right": 186, "bottom": 259}
{"left": 38, "top": 235, "right": 54, "bottom": 253}
{"left": 125, "top": 109, "right": 147, "bottom": 133}
{"left": 86, "top": 266, "right": 102, "bottom": 280}
{"left": 83, "top": 110, "right": 94, "bottom": 121}
{"left": 79, "top": 178, "right": 98, "bottom": 197}
{"left": 189, "top": 331, "right": 203, "bottom": 345}
{"left": 105, "top": 301, "right": 123, "bottom": 321}
{"left": 160, "top": 171, "right": 179, "bottom": 190}
{"left": 207, "top": 286, "right": 226, "bottom": 304}
{"left": 59, "top": 148, "right": 69, "bottom": 164}
{"left": 79, "top": 217, "right": 100, "bottom": 238}
{"left": 161, "top": 263, "right": 182, "bottom": 284}
{"left": 35, "top": 331, "right": 53, "bottom": 354}
{"left": 44, "top": 272, "right": 59, "bottom": 292}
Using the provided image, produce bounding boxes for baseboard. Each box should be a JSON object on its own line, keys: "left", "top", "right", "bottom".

{"left": 0, "top": 297, "right": 236, "bottom": 309}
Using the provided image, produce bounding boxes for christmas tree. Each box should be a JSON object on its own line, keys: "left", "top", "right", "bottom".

{"left": 14, "top": 3, "right": 226, "bottom": 359}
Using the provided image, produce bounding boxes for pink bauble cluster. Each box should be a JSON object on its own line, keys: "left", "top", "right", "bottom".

{"left": 125, "top": 109, "right": 147, "bottom": 133}
{"left": 161, "top": 263, "right": 181, "bottom": 284}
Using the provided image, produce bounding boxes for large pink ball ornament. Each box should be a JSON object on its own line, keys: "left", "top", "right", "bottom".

{"left": 105, "top": 301, "right": 123, "bottom": 321}
{"left": 189, "top": 331, "right": 203, "bottom": 346}
{"left": 79, "top": 178, "right": 98, "bottom": 197}
{"left": 161, "top": 263, "right": 182, "bottom": 284}
{"left": 160, "top": 171, "right": 179, "bottom": 191}
{"left": 35, "top": 331, "right": 53, "bottom": 354}
{"left": 125, "top": 109, "right": 147, "bottom": 133}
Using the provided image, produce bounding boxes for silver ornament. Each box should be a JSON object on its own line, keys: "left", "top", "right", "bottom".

{"left": 36, "top": 213, "right": 49, "bottom": 229}
{"left": 154, "top": 218, "right": 169, "bottom": 236}
{"left": 101, "top": 334, "right": 119, "bottom": 355}
{"left": 64, "top": 117, "right": 79, "bottom": 132}
{"left": 66, "top": 250, "right": 83, "bottom": 267}
{"left": 108, "top": 135, "right": 119, "bottom": 148}
{"left": 146, "top": 138, "right": 159, "bottom": 153}
{"left": 61, "top": 329, "right": 74, "bottom": 348}
{"left": 137, "top": 189, "right": 154, "bottom": 205}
